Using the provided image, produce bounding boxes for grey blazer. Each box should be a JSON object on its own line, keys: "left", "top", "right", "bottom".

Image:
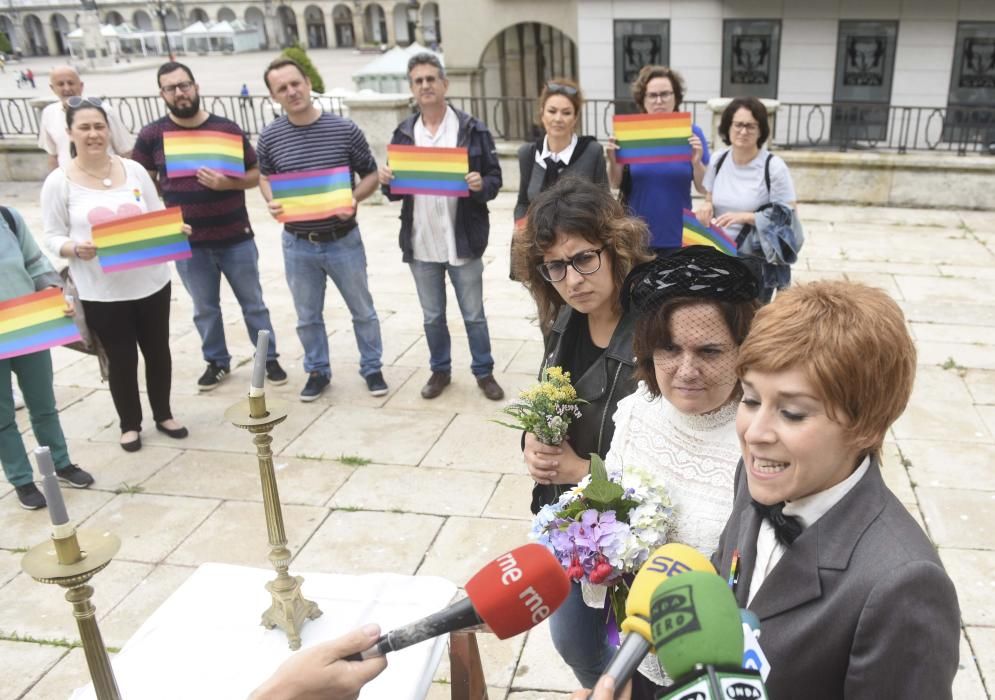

{"left": 712, "top": 459, "right": 960, "bottom": 699}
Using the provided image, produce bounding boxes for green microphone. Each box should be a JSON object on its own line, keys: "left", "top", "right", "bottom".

{"left": 651, "top": 571, "right": 768, "bottom": 700}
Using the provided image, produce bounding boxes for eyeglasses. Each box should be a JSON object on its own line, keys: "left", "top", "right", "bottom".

{"left": 66, "top": 96, "right": 102, "bottom": 108}
{"left": 646, "top": 90, "right": 675, "bottom": 102}
{"left": 731, "top": 121, "right": 759, "bottom": 133}
{"left": 546, "top": 81, "right": 579, "bottom": 96}
{"left": 538, "top": 248, "right": 604, "bottom": 282}
{"left": 161, "top": 81, "right": 195, "bottom": 95}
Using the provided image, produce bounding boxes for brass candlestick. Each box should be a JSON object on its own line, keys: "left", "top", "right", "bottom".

{"left": 226, "top": 392, "right": 321, "bottom": 650}
{"left": 21, "top": 528, "right": 122, "bottom": 700}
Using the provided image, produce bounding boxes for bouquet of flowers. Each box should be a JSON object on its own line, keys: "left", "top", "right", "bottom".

{"left": 529, "top": 455, "right": 673, "bottom": 630}
{"left": 495, "top": 366, "right": 585, "bottom": 445}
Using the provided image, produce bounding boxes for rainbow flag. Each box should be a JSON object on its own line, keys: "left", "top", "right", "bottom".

{"left": 387, "top": 144, "right": 469, "bottom": 197}
{"left": 0, "top": 288, "right": 82, "bottom": 360}
{"left": 614, "top": 112, "right": 693, "bottom": 165}
{"left": 163, "top": 130, "right": 245, "bottom": 179}
{"left": 682, "top": 209, "right": 737, "bottom": 256}
{"left": 92, "top": 207, "right": 191, "bottom": 273}
{"left": 269, "top": 167, "right": 354, "bottom": 223}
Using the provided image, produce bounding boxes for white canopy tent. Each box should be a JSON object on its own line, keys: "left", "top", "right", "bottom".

{"left": 65, "top": 23, "right": 177, "bottom": 58}
{"left": 181, "top": 20, "right": 260, "bottom": 54}
{"left": 353, "top": 42, "right": 443, "bottom": 93}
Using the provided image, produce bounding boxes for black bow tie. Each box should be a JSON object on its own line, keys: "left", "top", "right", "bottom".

{"left": 752, "top": 500, "right": 803, "bottom": 546}
{"left": 541, "top": 156, "right": 567, "bottom": 190}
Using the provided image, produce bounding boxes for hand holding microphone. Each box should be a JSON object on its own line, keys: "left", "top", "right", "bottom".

{"left": 351, "top": 543, "right": 570, "bottom": 660}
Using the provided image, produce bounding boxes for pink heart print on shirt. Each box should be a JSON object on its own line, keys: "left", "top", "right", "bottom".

{"left": 86, "top": 203, "right": 143, "bottom": 227}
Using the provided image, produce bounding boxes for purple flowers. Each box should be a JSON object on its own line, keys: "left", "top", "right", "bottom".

{"left": 547, "top": 509, "right": 630, "bottom": 582}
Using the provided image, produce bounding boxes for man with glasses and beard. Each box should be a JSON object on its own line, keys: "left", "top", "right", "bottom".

{"left": 131, "top": 61, "right": 286, "bottom": 392}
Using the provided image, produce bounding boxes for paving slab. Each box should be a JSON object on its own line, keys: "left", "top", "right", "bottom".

{"left": 514, "top": 622, "right": 581, "bottom": 692}
{"left": 967, "top": 626, "right": 995, "bottom": 695}
{"left": 919, "top": 488, "right": 995, "bottom": 549}
{"left": 964, "top": 369, "right": 995, "bottom": 404}
{"left": 483, "top": 474, "right": 536, "bottom": 521}
{"left": 433, "top": 631, "right": 527, "bottom": 689}
{"left": 939, "top": 548, "right": 995, "bottom": 627}
{"left": 418, "top": 516, "right": 530, "bottom": 583}
{"left": 903, "top": 439, "right": 995, "bottom": 491}
{"left": 21, "top": 648, "right": 105, "bottom": 700}
{"left": 954, "top": 630, "right": 989, "bottom": 700}
{"left": 422, "top": 413, "right": 532, "bottom": 473}
{"left": 0, "top": 640, "right": 67, "bottom": 700}
{"left": 0, "top": 487, "right": 115, "bottom": 550}
{"left": 385, "top": 368, "right": 533, "bottom": 417}
{"left": 330, "top": 464, "right": 498, "bottom": 517}
{"left": 293, "top": 510, "right": 444, "bottom": 576}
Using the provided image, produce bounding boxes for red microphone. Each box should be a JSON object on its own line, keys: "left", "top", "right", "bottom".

{"left": 352, "top": 544, "right": 569, "bottom": 659}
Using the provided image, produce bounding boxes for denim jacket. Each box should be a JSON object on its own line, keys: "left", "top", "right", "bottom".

{"left": 529, "top": 305, "right": 638, "bottom": 514}
{"left": 383, "top": 106, "right": 503, "bottom": 263}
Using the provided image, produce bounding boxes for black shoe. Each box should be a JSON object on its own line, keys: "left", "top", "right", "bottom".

{"left": 421, "top": 371, "right": 451, "bottom": 399}
{"left": 156, "top": 423, "right": 189, "bottom": 439}
{"left": 121, "top": 433, "right": 142, "bottom": 452}
{"left": 476, "top": 374, "right": 505, "bottom": 401}
{"left": 56, "top": 464, "right": 94, "bottom": 488}
{"left": 198, "top": 362, "right": 230, "bottom": 392}
{"left": 266, "top": 360, "right": 288, "bottom": 385}
{"left": 15, "top": 483, "right": 46, "bottom": 510}
{"left": 300, "top": 372, "right": 330, "bottom": 402}
{"left": 365, "top": 371, "right": 388, "bottom": 397}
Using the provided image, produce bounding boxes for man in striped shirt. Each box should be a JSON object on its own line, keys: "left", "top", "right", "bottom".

{"left": 257, "top": 58, "right": 387, "bottom": 402}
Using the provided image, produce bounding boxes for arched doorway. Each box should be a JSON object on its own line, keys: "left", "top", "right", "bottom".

{"left": 245, "top": 6, "right": 268, "bottom": 48}
{"left": 332, "top": 4, "right": 353, "bottom": 48}
{"left": 0, "top": 16, "right": 15, "bottom": 53}
{"left": 104, "top": 10, "right": 125, "bottom": 26}
{"left": 363, "top": 4, "right": 386, "bottom": 45}
{"left": 23, "top": 14, "right": 47, "bottom": 55}
{"left": 479, "top": 23, "right": 578, "bottom": 140}
{"left": 189, "top": 8, "right": 210, "bottom": 24}
{"left": 133, "top": 10, "right": 153, "bottom": 31}
{"left": 277, "top": 6, "right": 297, "bottom": 47}
{"left": 392, "top": 3, "right": 412, "bottom": 46}
{"left": 305, "top": 5, "right": 326, "bottom": 48}
{"left": 217, "top": 7, "right": 236, "bottom": 23}
{"left": 421, "top": 2, "right": 440, "bottom": 47}
{"left": 163, "top": 9, "right": 180, "bottom": 30}
{"left": 51, "top": 13, "right": 71, "bottom": 54}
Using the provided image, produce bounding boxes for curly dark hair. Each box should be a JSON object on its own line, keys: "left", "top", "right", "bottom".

{"left": 633, "top": 297, "right": 759, "bottom": 398}
{"left": 630, "top": 65, "right": 686, "bottom": 112}
{"left": 718, "top": 96, "right": 770, "bottom": 148}
{"left": 513, "top": 177, "right": 652, "bottom": 331}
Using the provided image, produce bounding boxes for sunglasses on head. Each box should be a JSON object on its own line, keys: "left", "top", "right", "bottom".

{"left": 66, "top": 96, "right": 103, "bottom": 109}
{"left": 546, "top": 81, "right": 578, "bottom": 96}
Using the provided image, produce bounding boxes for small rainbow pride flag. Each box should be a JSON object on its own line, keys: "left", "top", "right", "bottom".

{"left": 387, "top": 144, "right": 469, "bottom": 197}
{"left": 92, "top": 207, "right": 191, "bottom": 273}
{"left": 0, "top": 288, "right": 82, "bottom": 360}
{"left": 269, "top": 167, "right": 354, "bottom": 223}
{"left": 682, "top": 209, "right": 737, "bottom": 256}
{"left": 614, "top": 112, "right": 693, "bottom": 165}
{"left": 163, "top": 130, "right": 245, "bottom": 179}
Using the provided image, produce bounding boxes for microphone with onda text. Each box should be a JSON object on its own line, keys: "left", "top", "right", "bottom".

{"left": 349, "top": 543, "right": 570, "bottom": 660}
{"left": 651, "top": 571, "right": 768, "bottom": 700}
{"left": 599, "top": 543, "right": 715, "bottom": 697}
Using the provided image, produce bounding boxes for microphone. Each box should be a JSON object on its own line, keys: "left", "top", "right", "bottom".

{"left": 651, "top": 571, "right": 768, "bottom": 700}
{"left": 352, "top": 544, "right": 570, "bottom": 659}
{"left": 600, "top": 543, "right": 715, "bottom": 696}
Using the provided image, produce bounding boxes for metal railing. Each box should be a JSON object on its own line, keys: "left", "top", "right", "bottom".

{"left": 2, "top": 94, "right": 992, "bottom": 155}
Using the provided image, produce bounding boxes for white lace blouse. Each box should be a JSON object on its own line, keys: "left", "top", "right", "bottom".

{"left": 604, "top": 381, "right": 741, "bottom": 558}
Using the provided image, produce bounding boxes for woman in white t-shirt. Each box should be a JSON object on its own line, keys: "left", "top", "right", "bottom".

{"left": 41, "top": 97, "right": 188, "bottom": 453}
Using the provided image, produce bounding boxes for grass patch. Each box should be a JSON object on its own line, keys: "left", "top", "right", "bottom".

{"left": 337, "top": 454, "right": 372, "bottom": 467}
{"left": 113, "top": 482, "right": 145, "bottom": 495}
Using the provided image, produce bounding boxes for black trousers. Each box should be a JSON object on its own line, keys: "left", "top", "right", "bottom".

{"left": 82, "top": 282, "right": 174, "bottom": 433}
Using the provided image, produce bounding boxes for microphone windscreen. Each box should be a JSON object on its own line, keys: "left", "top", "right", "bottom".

{"left": 651, "top": 571, "right": 744, "bottom": 679}
{"left": 621, "top": 543, "right": 716, "bottom": 644}
{"left": 464, "top": 543, "right": 570, "bottom": 639}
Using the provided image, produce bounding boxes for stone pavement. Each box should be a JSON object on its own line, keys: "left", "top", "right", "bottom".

{"left": 0, "top": 181, "right": 992, "bottom": 699}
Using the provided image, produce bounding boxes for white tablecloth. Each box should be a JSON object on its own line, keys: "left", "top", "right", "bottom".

{"left": 70, "top": 563, "right": 458, "bottom": 700}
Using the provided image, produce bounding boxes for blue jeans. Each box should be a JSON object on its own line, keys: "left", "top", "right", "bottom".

{"left": 549, "top": 581, "right": 617, "bottom": 688}
{"left": 408, "top": 258, "right": 494, "bottom": 377}
{"left": 282, "top": 227, "right": 383, "bottom": 378}
{"left": 0, "top": 352, "right": 71, "bottom": 487}
{"left": 175, "top": 239, "right": 278, "bottom": 368}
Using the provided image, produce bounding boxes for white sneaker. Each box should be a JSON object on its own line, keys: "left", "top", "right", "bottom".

{"left": 12, "top": 386, "right": 24, "bottom": 410}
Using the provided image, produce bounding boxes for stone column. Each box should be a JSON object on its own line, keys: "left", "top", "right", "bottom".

{"left": 706, "top": 97, "right": 780, "bottom": 152}
{"left": 42, "top": 16, "right": 60, "bottom": 57}
{"left": 343, "top": 94, "right": 412, "bottom": 203}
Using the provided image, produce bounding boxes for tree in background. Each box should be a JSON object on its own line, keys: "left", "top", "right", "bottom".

{"left": 283, "top": 44, "right": 325, "bottom": 94}
{"left": 0, "top": 31, "right": 13, "bottom": 55}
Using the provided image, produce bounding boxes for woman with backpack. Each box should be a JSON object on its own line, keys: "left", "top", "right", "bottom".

{"left": 697, "top": 97, "right": 799, "bottom": 302}
{"left": 512, "top": 78, "right": 608, "bottom": 277}
{"left": 607, "top": 65, "right": 709, "bottom": 256}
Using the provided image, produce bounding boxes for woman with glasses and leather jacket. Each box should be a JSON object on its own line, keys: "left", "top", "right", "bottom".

{"left": 511, "top": 79, "right": 609, "bottom": 278}
{"left": 608, "top": 65, "right": 709, "bottom": 256}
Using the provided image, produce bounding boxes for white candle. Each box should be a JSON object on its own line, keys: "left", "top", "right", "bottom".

{"left": 250, "top": 330, "right": 270, "bottom": 396}
{"left": 34, "top": 447, "right": 69, "bottom": 527}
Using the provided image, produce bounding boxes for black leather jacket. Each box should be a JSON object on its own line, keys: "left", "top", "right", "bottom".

{"left": 529, "top": 305, "right": 638, "bottom": 514}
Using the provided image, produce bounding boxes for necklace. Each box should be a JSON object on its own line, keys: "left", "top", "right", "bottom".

{"left": 75, "top": 157, "right": 113, "bottom": 188}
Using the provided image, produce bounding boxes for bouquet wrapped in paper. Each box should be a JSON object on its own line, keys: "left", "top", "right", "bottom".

{"left": 529, "top": 455, "right": 674, "bottom": 630}
{"left": 495, "top": 366, "right": 585, "bottom": 445}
